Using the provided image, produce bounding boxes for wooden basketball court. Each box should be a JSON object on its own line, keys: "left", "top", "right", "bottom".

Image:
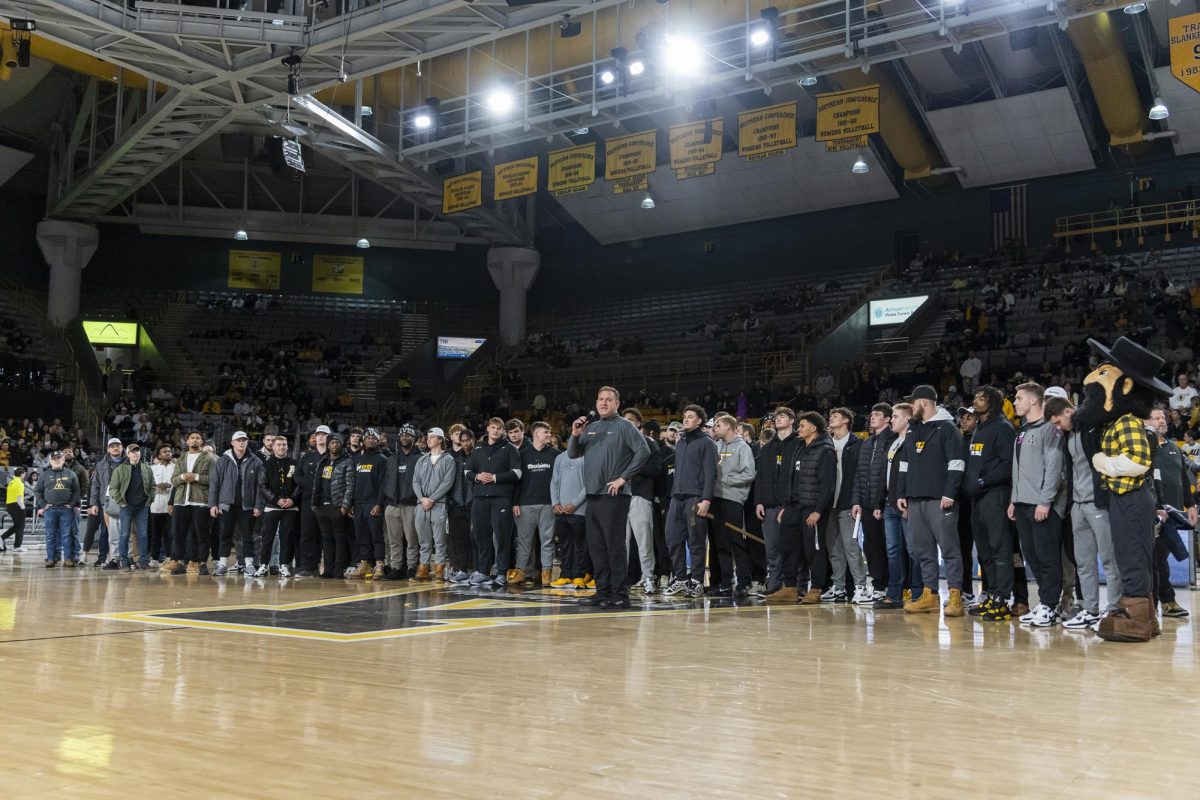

{"left": 3, "top": 554, "right": 1197, "bottom": 798}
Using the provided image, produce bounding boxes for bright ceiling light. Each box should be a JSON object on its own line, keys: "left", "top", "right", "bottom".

{"left": 640, "top": 192, "right": 656, "bottom": 210}
{"left": 628, "top": 59, "right": 645, "bottom": 76}
{"left": 663, "top": 34, "right": 704, "bottom": 75}
{"left": 486, "top": 85, "right": 515, "bottom": 114}
{"left": 233, "top": 230, "right": 249, "bottom": 241}
{"left": 599, "top": 69, "right": 616, "bottom": 85}
{"left": 1123, "top": 2, "right": 1147, "bottom": 13}
{"left": 852, "top": 153, "right": 869, "bottom": 174}
{"left": 750, "top": 26, "right": 771, "bottom": 47}
{"left": 360, "top": 105, "right": 373, "bottom": 117}
{"left": 413, "top": 111, "right": 432, "bottom": 129}
{"left": 798, "top": 75, "right": 818, "bottom": 87}
{"left": 1149, "top": 97, "right": 1169, "bottom": 120}
{"left": 573, "top": 127, "right": 590, "bottom": 135}
{"left": 356, "top": 237, "right": 370, "bottom": 249}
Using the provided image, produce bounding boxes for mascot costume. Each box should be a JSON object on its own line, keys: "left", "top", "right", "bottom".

{"left": 1072, "top": 336, "right": 1172, "bottom": 643}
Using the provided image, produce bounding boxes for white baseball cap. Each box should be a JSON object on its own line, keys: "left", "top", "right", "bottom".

{"left": 231, "top": 431, "right": 248, "bottom": 441}
{"left": 314, "top": 425, "right": 332, "bottom": 435}
{"left": 107, "top": 437, "right": 122, "bottom": 446}
{"left": 427, "top": 427, "right": 446, "bottom": 439}
{"left": 1044, "top": 386, "right": 1069, "bottom": 400}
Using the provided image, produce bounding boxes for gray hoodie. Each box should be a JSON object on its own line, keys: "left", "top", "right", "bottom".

{"left": 550, "top": 451, "right": 587, "bottom": 516}
{"left": 715, "top": 436, "right": 756, "bottom": 504}
{"left": 567, "top": 414, "right": 650, "bottom": 496}
{"left": 412, "top": 451, "right": 456, "bottom": 504}
{"left": 1011, "top": 418, "right": 1067, "bottom": 515}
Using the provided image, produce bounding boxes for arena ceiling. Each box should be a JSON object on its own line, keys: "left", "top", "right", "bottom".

{"left": 0, "top": 0, "right": 1192, "bottom": 248}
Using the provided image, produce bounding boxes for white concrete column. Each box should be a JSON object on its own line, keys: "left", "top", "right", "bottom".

{"left": 37, "top": 219, "right": 99, "bottom": 328}
{"left": 486, "top": 247, "right": 540, "bottom": 347}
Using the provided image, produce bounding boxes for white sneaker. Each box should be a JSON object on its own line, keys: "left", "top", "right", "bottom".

{"left": 663, "top": 579, "right": 688, "bottom": 596}
{"left": 747, "top": 580, "right": 766, "bottom": 597}
{"left": 871, "top": 589, "right": 887, "bottom": 601}
{"left": 1028, "top": 605, "right": 1059, "bottom": 628}
{"left": 244, "top": 557, "right": 256, "bottom": 576}
{"left": 820, "top": 587, "right": 847, "bottom": 603}
{"left": 254, "top": 564, "right": 269, "bottom": 577}
{"left": 12, "top": 546, "right": 27, "bottom": 553}
{"left": 1063, "top": 609, "right": 1100, "bottom": 629}
{"left": 641, "top": 577, "right": 658, "bottom": 596}
{"left": 962, "top": 592, "right": 979, "bottom": 608}
{"left": 1019, "top": 604, "right": 1043, "bottom": 624}
{"left": 278, "top": 564, "right": 291, "bottom": 578}
{"left": 851, "top": 586, "right": 872, "bottom": 605}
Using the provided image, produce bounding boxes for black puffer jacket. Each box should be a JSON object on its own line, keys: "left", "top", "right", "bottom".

{"left": 850, "top": 428, "right": 897, "bottom": 511}
{"left": 754, "top": 431, "right": 802, "bottom": 508}
{"left": 311, "top": 452, "right": 354, "bottom": 509}
{"left": 790, "top": 435, "right": 836, "bottom": 512}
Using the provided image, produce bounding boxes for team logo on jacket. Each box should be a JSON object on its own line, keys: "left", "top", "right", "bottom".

{"left": 969, "top": 443, "right": 985, "bottom": 456}
{"left": 915, "top": 442, "right": 926, "bottom": 453}
{"left": 321, "top": 466, "right": 333, "bottom": 479}
{"left": 357, "top": 464, "right": 374, "bottom": 473}
{"left": 287, "top": 466, "right": 295, "bottom": 477}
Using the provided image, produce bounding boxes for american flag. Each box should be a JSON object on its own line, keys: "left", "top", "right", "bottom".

{"left": 990, "top": 184, "right": 1027, "bottom": 248}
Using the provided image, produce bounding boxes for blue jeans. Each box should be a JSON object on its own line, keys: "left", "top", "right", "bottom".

{"left": 44, "top": 507, "right": 77, "bottom": 562}
{"left": 883, "top": 505, "right": 923, "bottom": 602}
{"left": 119, "top": 504, "right": 150, "bottom": 568}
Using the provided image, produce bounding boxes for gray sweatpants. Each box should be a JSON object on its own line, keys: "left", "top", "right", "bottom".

{"left": 414, "top": 503, "right": 448, "bottom": 566}
{"left": 1070, "top": 502, "right": 1122, "bottom": 614}
{"left": 907, "top": 499, "right": 963, "bottom": 591}
{"left": 384, "top": 505, "right": 418, "bottom": 569}
{"left": 514, "top": 503, "right": 555, "bottom": 573}
{"left": 626, "top": 496, "right": 656, "bottom": 580}
{"left": 826, "top": 509, "right": 866, "bottom": 591}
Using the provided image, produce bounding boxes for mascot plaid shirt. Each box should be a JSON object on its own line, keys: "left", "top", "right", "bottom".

{"left": 1099, "top": 413, "right": 1153, "bottom": 495}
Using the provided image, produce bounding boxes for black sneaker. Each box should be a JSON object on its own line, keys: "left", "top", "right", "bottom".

{"left": 578, "top": 595, "right": 607, "bottom": 607}
{"left": 102, "top": 560, "right": 119, "bottom": 571}
{"left": 170, "top": 563, "right": 187, "bottom": 575}
{"left": 873, "top": 597, "right": 903, "bottom": 610}
{"left": 733, "top": 585, "right": 750, "bottom": 599}
{"left": 713, "top": 586, "right": 733, "bottom": 597}
{"left": 295, "top": 570, "right": 315, "bottom": 577}
{"left": 683, "top": 580, "right": 705, "bottom": 599}
{"left": 980, "top": 602, "right": 1013, "bottom": 621}
{"left": 198, "top": 564, "right": 210, "bottom": 576}
{"left": 968, "top": 596, "right": 994, "bottom": 617}
{"left": 610, "top": 598, "right": 632, "bottom": 609}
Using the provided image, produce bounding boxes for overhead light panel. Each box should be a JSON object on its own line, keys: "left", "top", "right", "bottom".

{"left": 628, "top": 59, "right": 645, "bottom": 76}
{"left": 640, "top": 192, "right": 656, "bottom": 210}
{"left": 414, "top": 111, "right": 432, "bottom": 129}
{"left": 486, "top": 82, "right": 516, "bottom": 114}
{"left": 754, "top": 7, "right": 778, "bottom": 51}
{"left": 798, "top": 74, "right": 818, "bottom": 86}
{"left": 360, "top": 105, "right": 373, "bottom": 117}
{"left": 852, "top": 152, "right": 869, "bottom": 174}
{"left": 413, "top": 97, "right": 439, "bottom": 131}
{"left": 356, "top": 237, "right": 371, "bottom": 249}
{"left": 599, "top": 69, "right": 616, "bottom": 85}
{"left": 573, "top": 127, "right": 590, "bottom": 135}
{"left": 1123, "top": 1, "right": 1146, "bottom": 12}
{"left": 234, "top": 230, "right": 249, "bottom": 241}
{"left": 750, "top": 27, "right": 770, "bottom": 47}
{"left": 1149, "top": 97, "right": 1169, "bottom": 120}
{"left": 663, "top": 33, "right": 704, "bottom": 75}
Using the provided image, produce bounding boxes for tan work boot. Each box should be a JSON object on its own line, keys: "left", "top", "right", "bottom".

{"left": 372, "top": 561, "right": 385, "bottom": 580}
{"left": 944, "top": 588, "right": 965, "bottom": 617}
{"left": 160, "top": 559, "right": 180, "bottom": 573}
{"left": 799, "top": 587, "right": 822, "bottom": 604}
{"left": 348, "top": 560, "right": 371, "bottom": 579}
{"left": 902, "top": 589, "right": 912, "bottom": 603}
{"left": 505, "top": 567, "right": 525, "bottom": 586}
{"left": 1097, "top": 596, "right": 1153, "bottom": 642}
{"left": 765, "top": 586, "right": 799, "bottom": 603}
{"left": 904, "top": 588, "right": 940, "bottom": 614}
{"left": 540, "top": 569, "right": 552, "bottom": 588}
{"left": 186, "top": 561, "right": 200, "bottom": 575}
{"left": 415, "top": 563, "right": 431, "bottom": 581}
{"left": 433, "top": 563, "right": 446, "bottom": 581}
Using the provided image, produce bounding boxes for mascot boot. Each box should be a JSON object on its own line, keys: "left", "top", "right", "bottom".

{"left": 1097, "top": 596, "right": 1153, "bottom": 642}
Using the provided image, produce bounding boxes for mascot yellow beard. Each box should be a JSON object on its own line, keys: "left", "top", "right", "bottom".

{"left": 1073, "top": 337, "right": 1172, "bottom": 643}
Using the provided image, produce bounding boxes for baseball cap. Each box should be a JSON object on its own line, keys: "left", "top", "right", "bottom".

{"left": 49, "top": 450, "right": 64, "bottom": 459}
{"left": 427, "top": 427, "right": 446, "bottom": 439}
{"left": 364, "top": 427, "right": 381, "bottom": 439}
{"left": 1044, "top": 386, "right": 1069, "bottom": 400}
{"left": 906, "top": 385, "right": 939, "bottom": 403}
{"left": 667, "top": 421, "right": 684, "bottom": 432}
{"left": 231, "top": 431, "right": 248, "bottom": 441}
{"left": 704, "top": 418, "right": 714, "bottom": 427}
{"left": 957, "top": 407, "right": 977, "bottom": 418}
{"left": 314, "top": 425, "right": 331, "bottom": 435}
{"left": 399, "top": 423, "right": 417, "bottom": 436}
{"left": 107, "top": 437, "right": 122, "bottom": 447}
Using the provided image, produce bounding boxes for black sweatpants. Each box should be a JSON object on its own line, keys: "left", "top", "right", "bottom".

{"left": 446, "top": 505, "right": 473, "bottom": 574}
{"left": 665, "top": 496, "right": 707, "bottom": 583}
{"left": 586, "top": 493, "right": 632, "bottom": 601}
{"left": 315, "top": 504, "right": 352, "bottom": 575}
{"left": 1108, "top": 482, "right": 1156, "bottom": 598}
{"left": 149, "top": 512, "right": 170, "bottom": 561}
{"left": 218, "top": 503, "right": 257, "bottom": 562}
{"left": 860, "top": 510, "right": 887, "bottom": 592}
{"left": 555, "top": 514, "right": 589, "bottom": 580}
{"left": 298, "top": 501, "right": 321, "bottom": 571}
{"left": 354, "top": 503, "right": 386, "bottom": 562}
{"left": 712, "top": 498, "right": 752, "bottom": 590}
{"left": 779, "top": 505, "right": 826, "bottom": 590}
{"left": 2, "top": 502, "right": 25, "bottom": 547}
{"left": 172, "top": 505, "right": 208, "bottom": 563}
{"left": 957, "top": 495, "right": 975, "bottom": 591}
{"left": 1014, "top": 503, "right": 1063, "bottom": 609}
{"left": 744, "top": 500, "right": 768, "bottom": 583}
{"left": 972, "top": 487, "right": 1012, "bottom": 600}
{"left": 260, "top": 511, "right": 298, "bottom": 566}
{"left": 471, "top": 496, "right": 513, "bottom": 575}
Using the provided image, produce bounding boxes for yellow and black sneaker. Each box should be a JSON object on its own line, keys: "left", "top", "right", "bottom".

{"left": 980, "top": 601, "right": 1012, "bottom": 621}
{"left": 968, "top": 595, "right": 995, "bottom": 617}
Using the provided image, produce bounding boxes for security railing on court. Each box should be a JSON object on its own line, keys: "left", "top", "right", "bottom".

{"left": 1054, "top": 199, "right": 1200, "bottom": 252}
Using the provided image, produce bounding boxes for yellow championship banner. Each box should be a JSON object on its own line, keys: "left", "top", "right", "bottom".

{"left": 737, "top": 102, "right": 798, "bottom": 160}
{"left": 1169, "top": 12, "right": 1200, "bottom": 93}
{"left": 227, "top": 250, "right": 281, "bottom": 290}
{"left": 311, "top": 255, "right": 364, "bottom": 295}
{"left": 815, "top": 86, "right": 880, "bottom": 142}
{"left": 494, "top": 156, "right": 538, "bottom": 202}
{"left": 605, "top": 129, "right": 657, "bottom": 181}
{"left": 669, "top": 119, "right": 724, "bottom": 174}
{"left": 547, "top": 143, "right": 595, "bottom": 195}
{"left": 442, "top": 171, "right": 483, "bottom": 214}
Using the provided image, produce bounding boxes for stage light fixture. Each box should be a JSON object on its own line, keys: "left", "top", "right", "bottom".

{"left": 663, "top": 34, "right": 703, "bottom": 75}
{"left": 599, "top": 69, "right": 616, "bottom": 85}
{"left": 414, "top": 111, "right": 432, "bottom": 129}
{"left": 750, "top": 27, "right": 770, "bottom": 47}
{"left": 487, "top": 82, "right": 516, "bottom": 114}
{"left": 628, "top": 59, "right": 645, "bottom": 76}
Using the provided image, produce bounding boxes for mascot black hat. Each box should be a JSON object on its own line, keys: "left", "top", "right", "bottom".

{"left": 1086, "top": 337, "right": 1173, "bottom": 397}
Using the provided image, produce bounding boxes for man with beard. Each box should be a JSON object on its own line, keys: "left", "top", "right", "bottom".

{"left": 1074, "top": 337, "right": 1173, "bottom": 642}
{"left": 169, "top": 431, "right": 215, "bottom": 575}
{"left": 383, "top": 424, "right": 421, "bottom": 579}
{"left": 89, "top": 437, "right": 127, "bottom": 569}
{"left": 348, "top": 428, "right": 388, "bottom": 579}
{"left": 785, "top": 412, "right": 837, "bottom": 604}
{"left": 1147, "top": 406, "right": 1197, "bottom": 620}
{"left": 897, "top": 386, "right": 966, "bottom": 616}
{"left": 313, "top": 433, "right": 355, "bottom": 578}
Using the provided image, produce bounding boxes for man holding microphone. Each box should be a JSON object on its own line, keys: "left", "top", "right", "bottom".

{"left": 568, "top": 386, "right": 650, "bottom": 608}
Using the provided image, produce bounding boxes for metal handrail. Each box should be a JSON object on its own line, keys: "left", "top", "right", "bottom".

{"left": 1054, "top": 199, "right": 1200, "bottom": 243}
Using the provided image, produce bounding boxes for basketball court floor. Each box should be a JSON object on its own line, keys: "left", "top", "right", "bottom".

{"left": 2, "top": 551, "right": 1197, "bottom": 798}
